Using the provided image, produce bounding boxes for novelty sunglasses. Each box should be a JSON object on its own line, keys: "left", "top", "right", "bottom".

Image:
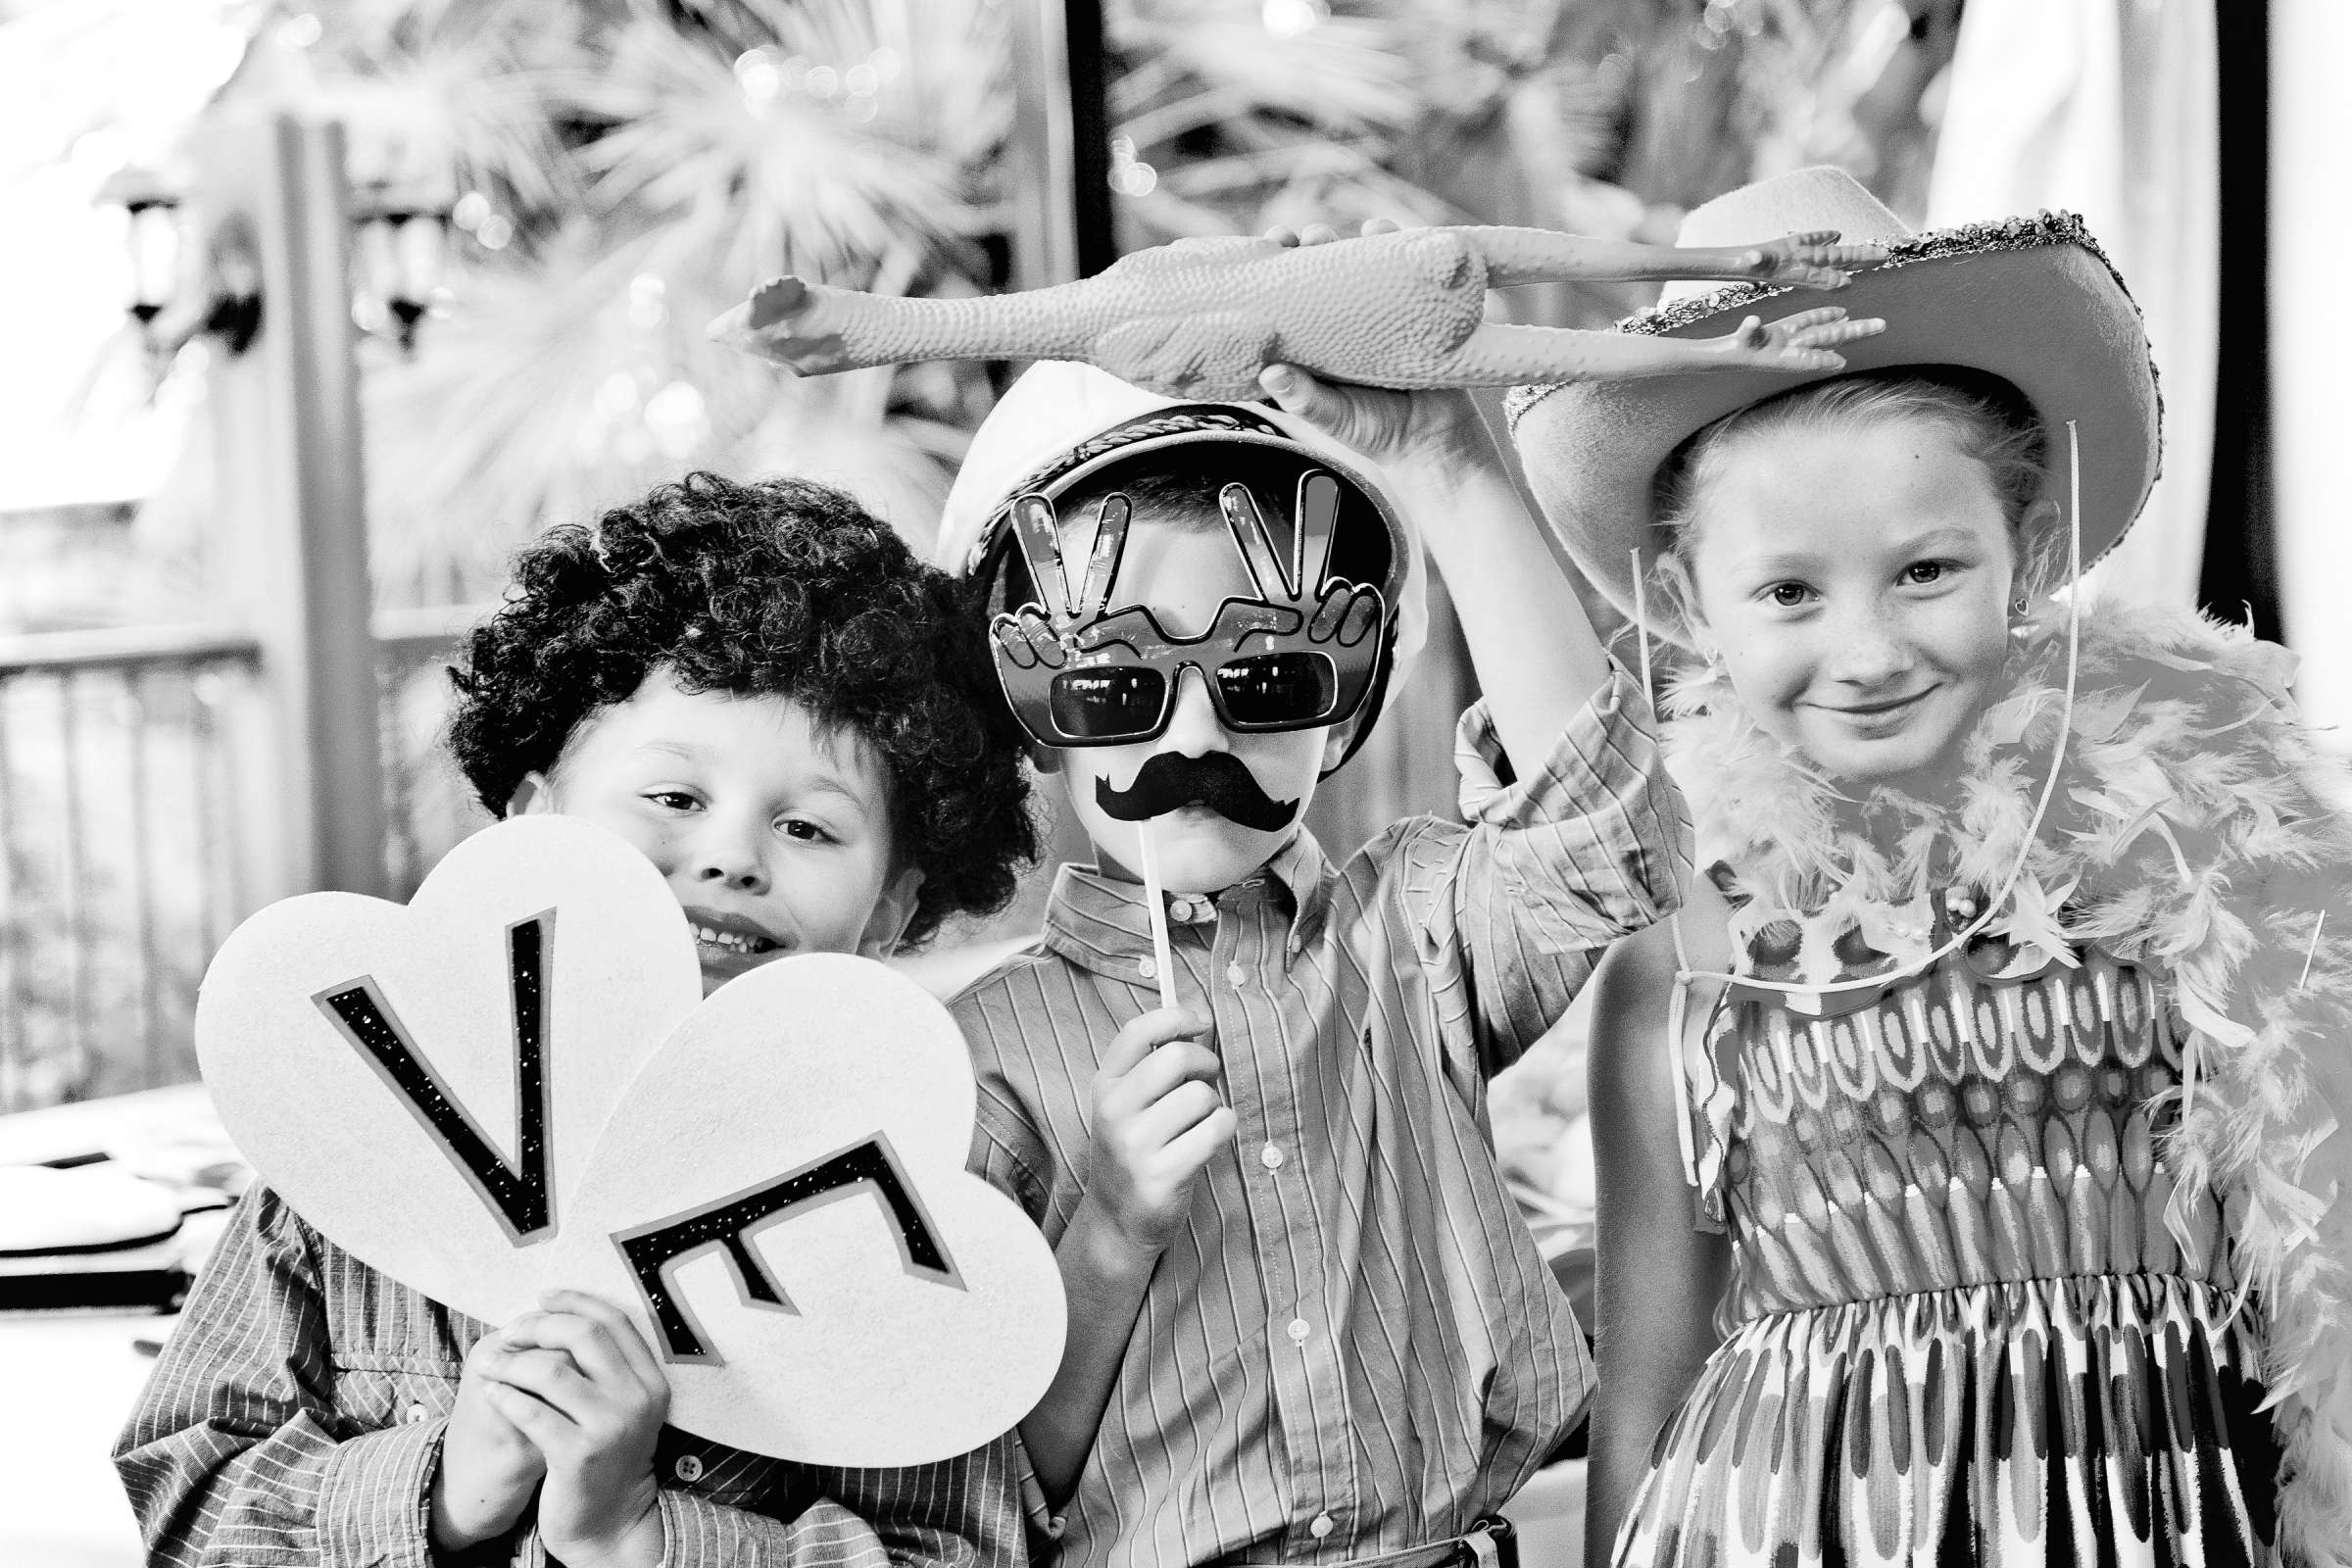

{"left": 987, "top": 470, "right": 1388, "bottom": 748}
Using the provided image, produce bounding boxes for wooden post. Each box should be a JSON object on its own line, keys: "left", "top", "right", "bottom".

{"left": 196, "top": 113, "right": 388, "bottom": 905}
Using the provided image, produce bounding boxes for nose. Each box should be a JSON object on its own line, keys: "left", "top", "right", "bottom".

{"left": 1823, "top": 600, "right": 1914, "bottom": 687}
{"left": 688, "top": 809, "right": 770, "bottom": 896}
{"left": 1158, "top": 665, "right": 1229, "bottom": 754}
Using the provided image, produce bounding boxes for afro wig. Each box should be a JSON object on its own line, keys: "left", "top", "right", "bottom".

{"left": 447, "top": 471, "right": 1037, "bottom": 947}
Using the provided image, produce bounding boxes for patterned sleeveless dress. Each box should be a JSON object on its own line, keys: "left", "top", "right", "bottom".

{"left": 1612, "top": 885, "right": 2281, "bottom": 1568}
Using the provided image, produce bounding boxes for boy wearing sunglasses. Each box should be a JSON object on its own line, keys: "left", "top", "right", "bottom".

{"left": 936, "top": 357, "right": 1686, "bottom": 1568}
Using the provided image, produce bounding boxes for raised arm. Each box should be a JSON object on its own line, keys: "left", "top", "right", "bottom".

{"left": 1584, "top": 909, "right": 1735, "bottom": 1568}
{"left": 1256, "top": 367, "right": 1608, "bottom": 759}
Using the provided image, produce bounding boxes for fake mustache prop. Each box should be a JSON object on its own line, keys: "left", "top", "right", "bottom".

{"left": 1094, "top": 752, "right": 1300, "bottom": 833}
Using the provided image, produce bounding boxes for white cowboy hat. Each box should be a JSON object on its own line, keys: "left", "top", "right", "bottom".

{"left": 1505, "top": 166, "right": 2162, "bottom": 643}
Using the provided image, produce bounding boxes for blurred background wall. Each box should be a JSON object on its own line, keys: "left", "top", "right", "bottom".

{"left": 0, "top": 0, "right": 2318, "bottom": 1135}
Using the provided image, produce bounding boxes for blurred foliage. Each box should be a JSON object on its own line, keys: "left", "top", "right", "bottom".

{"left": 43, "top": 0, "right": 1948, "bottom": 601}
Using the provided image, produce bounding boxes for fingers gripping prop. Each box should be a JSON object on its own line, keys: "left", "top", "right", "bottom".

{"left": 196, "top": 815, "right": 1065, "bottom": 1466}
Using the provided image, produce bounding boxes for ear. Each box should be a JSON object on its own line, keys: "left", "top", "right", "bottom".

{"left": 504, "top": 771, "right": 555, "bottom": 818}
{"left": 857, "top": 865, "right": 928, "bottom": 959}
{"left": 1026, "top": 741, "right": 1064, "bottom": 776}
{"left": 1318, "top": 720, "right": 1356, "bottom": 775}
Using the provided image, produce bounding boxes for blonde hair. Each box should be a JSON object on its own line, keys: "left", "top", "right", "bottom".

{"left": 1651, "top": 368, "right": 2058, "bottom": 632}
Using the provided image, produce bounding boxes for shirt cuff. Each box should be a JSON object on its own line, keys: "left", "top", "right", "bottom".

{"left": 316, "top": 1413, "right": 446, "bottom": 1568}
{"left": 1453, "top": 661, "right": 1690, "bottom": 939}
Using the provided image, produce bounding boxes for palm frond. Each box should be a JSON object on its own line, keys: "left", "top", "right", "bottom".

{"left": 564, "top": 20, "right": 973, "bottom": 286}
{"left": 1113, "top": 1, "right": 1417, "bottom": 142}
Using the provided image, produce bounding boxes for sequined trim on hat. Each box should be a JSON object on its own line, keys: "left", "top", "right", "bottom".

{"left": 1501, "top": 209, "right": 2162, "bottom": 460}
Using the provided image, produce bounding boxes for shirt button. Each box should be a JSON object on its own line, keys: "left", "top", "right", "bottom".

{"left": 1287, "top": 1317, "right": 1311, "bottom": 1344}
{"left": 1259, "top": 1144, "right": 1286, "bottom": 1171}
{"left": 1137, "top": 956, "right": 1157, "bottom": 980}
{"left": 403, "top": 1403, "right": 429, "bottom": 1425}
{"left": 1227, "top": 962, "right": 1247, "bottom": 986}
{"left": 674, "top": 1453, "right": 705, "bottom": 1483}
{"left": 1310, "top": 1512, "right": 1335, "bottom": 1539}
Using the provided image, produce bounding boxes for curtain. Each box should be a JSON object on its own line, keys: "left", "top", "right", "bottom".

{"left": 2271, "top": 0, "right": 2352, "bottom": 749}
{"left": 1923, "top": 0, "right": 2219, "bottom": 611}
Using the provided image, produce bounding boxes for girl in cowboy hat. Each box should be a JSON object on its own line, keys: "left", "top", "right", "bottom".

{"left": 1508, "top": 166, "right": 2352, "bottom": 1567}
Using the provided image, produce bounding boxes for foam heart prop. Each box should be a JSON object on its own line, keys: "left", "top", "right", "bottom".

{"left": 195, "top": 815, "right": 703, "bottom": 1325}
{"left": 546, "top": 953, "right": 1065, "bottom": 1466}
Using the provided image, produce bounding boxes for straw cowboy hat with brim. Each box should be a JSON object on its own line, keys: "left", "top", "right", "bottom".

{"left": 934, "top": 359, "right": 1429, "bottom": 763}
{"left": 1504, "top": 165, "right": 2162, "bottom": 647}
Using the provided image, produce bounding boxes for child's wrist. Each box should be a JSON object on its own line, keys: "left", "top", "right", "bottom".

{"left": 1068, "top": 1192, "right": 1169, "bottom": 1284}
{"left": 428, "top": 1469, "right": 523, "bottom": 1555}
{"left": 545, "top": 1502, "right": 663, "bottom": 1568}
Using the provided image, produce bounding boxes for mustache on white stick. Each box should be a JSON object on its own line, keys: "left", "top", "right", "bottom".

{"left": 1136, "top": 819, "right": 1180, "bottom": 1011}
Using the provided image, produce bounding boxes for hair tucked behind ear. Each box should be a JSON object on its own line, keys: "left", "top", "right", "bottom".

{"left": 1648, "top": 368, "right": 2056, "bottom": 636}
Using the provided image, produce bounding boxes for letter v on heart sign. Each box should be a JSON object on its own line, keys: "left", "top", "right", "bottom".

{"left": 197, "top": 816, "right": 693, "bottom": 1326}
{"left": 195, "top": 814, "right": 1066, "bottom": 1465}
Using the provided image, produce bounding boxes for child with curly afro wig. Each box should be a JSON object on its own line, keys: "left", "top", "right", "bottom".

{"left": 448, "top": 469, "right": 1038, "bottom": 972}
{"left": 116, "top": 473, "right": 1043, "bottom": 1568}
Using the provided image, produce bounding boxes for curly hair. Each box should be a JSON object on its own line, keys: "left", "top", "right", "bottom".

{"left": 446, "top": 471, "right": 1037, "bottom": 947}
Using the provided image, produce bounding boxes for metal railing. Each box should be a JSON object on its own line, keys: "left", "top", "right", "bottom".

{"left": 0, "top": 626, "right": 262, "bottom": 1111}
{"left": 0, "top": 609, "right": 492, "bottom": 1114}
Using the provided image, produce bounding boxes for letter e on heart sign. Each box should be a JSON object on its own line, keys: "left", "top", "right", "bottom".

{"left": 195, "top": 815, "right": 1066, "bottom": 1465}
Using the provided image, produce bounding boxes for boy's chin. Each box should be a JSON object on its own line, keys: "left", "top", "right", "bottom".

{"left": 1128, "top": 811, "right": 1296, "bottom": 894}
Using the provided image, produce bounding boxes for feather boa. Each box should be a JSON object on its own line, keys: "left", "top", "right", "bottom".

{"left": 1663, "top": 596, "right": 2352, "bottom": 1565}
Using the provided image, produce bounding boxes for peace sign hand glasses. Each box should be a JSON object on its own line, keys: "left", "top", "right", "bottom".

{"left": 989, "top": 470, "right": 1388, "bottom": 748}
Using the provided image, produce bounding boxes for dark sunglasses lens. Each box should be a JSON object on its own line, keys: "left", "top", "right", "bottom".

{"left": 1050, "top": 667, "right": 1167, "bottom": 740}
{"left": 1215, "top": 652, "right": 1338, "bottom": 727}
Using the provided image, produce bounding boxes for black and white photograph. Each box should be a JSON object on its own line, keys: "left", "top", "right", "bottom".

{"left": 1, "top": 2, "right": 2346, "bottom": 1565}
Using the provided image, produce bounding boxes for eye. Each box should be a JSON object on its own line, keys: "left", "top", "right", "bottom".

{"left": 1902, "top": 561, "right": 1950, "bottom": 585}
{"left": 1765, "top": 581, "right": 1813, "bottom": 609}
{"left": 778, "top": 818, "right": 832, "bottom": 844}
{"left": 646, "top": 790, "right": 700, "bottom": 812}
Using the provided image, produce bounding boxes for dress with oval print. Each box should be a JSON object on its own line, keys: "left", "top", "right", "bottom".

{"left": 1613, "top": 886, "right": 2279, "bottom": 1568}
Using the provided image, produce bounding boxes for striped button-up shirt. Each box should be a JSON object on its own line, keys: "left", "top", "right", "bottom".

{"left": 955, "top": 672, "right": 1686, "bottom": 1568}
{"left": 115, "top": 1185, "right": 1027, "bottom": 1568}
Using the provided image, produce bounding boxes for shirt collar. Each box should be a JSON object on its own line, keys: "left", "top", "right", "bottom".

{"left": 1043, "top": 830, "right": 1331, "bottom": 975}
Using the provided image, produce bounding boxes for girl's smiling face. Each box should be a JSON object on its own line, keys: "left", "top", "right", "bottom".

{"left": 1678, "top": 416, "right": 2022, "bottom": 797}
{"left": 510, "top": 668, "right": 921, "bottom": 993}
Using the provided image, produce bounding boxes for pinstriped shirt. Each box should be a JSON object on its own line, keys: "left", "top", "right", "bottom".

{"left": 114, "top": 1185, "right": 1026, "bottom": 1568}
{"left": 954, "top": 670, "right": 1686, "bottom": 1568}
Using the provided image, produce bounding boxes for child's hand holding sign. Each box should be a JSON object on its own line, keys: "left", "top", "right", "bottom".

{"left": 193, "top": 816, "right": 1067, "bottom": 1470}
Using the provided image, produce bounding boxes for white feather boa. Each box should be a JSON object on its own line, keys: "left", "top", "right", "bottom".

{"left": 1662, "top": 596, "right": 2352, "bottom": 1565}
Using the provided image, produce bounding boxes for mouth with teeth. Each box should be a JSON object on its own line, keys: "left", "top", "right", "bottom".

{"left": 682, "top": 906, "right": 787, "bottom": 972}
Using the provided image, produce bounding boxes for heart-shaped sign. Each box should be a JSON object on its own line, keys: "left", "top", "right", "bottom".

{"left": 196, "top": 815, "right": 701, "bottom": 1325}
{"left": 547, "top": 954, "right": 1064, "bottom": 1466}
{"left": 196, "top": 815, "right": 1066, "bottom": 1465}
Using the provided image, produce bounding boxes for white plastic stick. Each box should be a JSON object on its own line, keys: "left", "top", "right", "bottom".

{"left": 1136, "top": 819, "right": 1179, "bottom": 1010}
